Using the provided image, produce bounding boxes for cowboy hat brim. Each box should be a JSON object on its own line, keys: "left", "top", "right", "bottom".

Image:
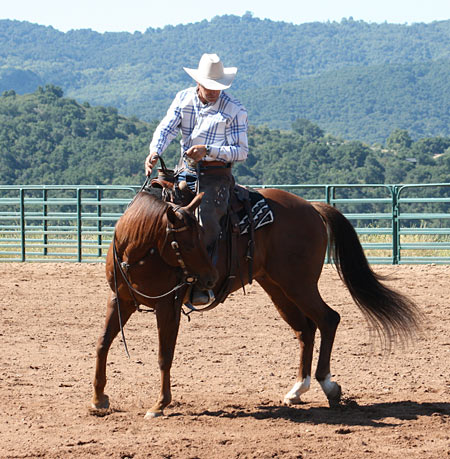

{"left": 183, "top": 67, "right": 237, "bottom": 90}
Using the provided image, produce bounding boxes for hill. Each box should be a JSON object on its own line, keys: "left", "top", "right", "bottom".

{"left": 243, "top": 60, "right": 450, "bottom": 142}
{"left": 1, "top": 15, "right": 450, "bottom": 143}
{"left": 0, "top": 86, "right": 152, "bottom": 185}
{"left": 1, "top": 88, "right": 448, "bottom": 189}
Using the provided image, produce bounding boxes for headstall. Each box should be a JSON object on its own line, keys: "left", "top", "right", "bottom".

{"left": 113, "top": 205, "right": 198, "bottom": 303}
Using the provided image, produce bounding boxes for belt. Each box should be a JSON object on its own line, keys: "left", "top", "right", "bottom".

{"left": 199, "top": 161, "right": 232, "bottom": 169}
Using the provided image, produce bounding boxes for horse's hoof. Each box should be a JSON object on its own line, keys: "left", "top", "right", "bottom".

{"left": 327, "top": 384, "right": 342, "bottom": 408}
{"left": 283, "top": 396, "right": 303, "bottom": 406}
{"left": 283, "top": 378, "right": 310, "bottom": 405}
{"left": 144, "top": 409, "right": 164, "bottom": 419}
{"left": 91, "top": 394, "right": 110, "bottom": 410}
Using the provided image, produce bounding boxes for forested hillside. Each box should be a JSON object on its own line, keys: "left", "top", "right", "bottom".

{"left": 1, "top": 15, "right": 449, "bottom": 143}
{"left": 243, "top": 60, "right": 450, "bottom": 141}
{"left": 1, "top": 88, "right": 448, "bottom": 187}
{"left": 0, "top": 86, "right": 153, "bottom": 184}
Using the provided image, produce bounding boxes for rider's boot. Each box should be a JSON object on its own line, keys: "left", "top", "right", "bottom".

{"left": 189, "top": 241, "right": 217, "bottom": 305}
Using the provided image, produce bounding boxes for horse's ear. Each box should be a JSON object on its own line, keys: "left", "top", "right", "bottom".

{"left": 184, "top": 192, "right": 203, "bottom": 213}
{"left": 166, "top": 206, "right": 182, "bottom": 225}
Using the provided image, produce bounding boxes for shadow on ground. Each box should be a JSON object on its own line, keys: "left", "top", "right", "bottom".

{"left": 170, "top": 400, "right": 450, "bottom": 427}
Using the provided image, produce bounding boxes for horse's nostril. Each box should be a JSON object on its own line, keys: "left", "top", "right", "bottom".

{"left": 206, "top": 277, "right": 217, "bottom": 289}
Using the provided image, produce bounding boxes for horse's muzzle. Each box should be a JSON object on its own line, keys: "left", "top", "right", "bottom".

{"left": 197, "top": 268, "right": 218, "bottom": 291}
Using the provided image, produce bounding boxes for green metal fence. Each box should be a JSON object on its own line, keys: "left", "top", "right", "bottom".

{"left": 0, "top": 183, "right": 449, "bottom": 264}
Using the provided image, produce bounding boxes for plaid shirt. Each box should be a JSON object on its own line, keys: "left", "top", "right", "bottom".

{"left": 149, "top": 87, "right": 248, "bottom": 163}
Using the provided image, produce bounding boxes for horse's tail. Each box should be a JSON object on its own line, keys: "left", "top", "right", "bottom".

{"left": 312, "top": 202, "right": 421, "bottom": 347}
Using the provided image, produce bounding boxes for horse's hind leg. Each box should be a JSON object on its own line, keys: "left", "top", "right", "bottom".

{"left": 263, "top": 274, "right": 342, "bottom": 406}
{"left": 92, "top": 292, "right": 135, "bottom": 409}
{"left": 145, "top": 300, "right": 181, "bottom": 419}
{"left": 295, "top": 286, "right": 342, "bottom": 406}
{"left": 258, "top": 278, "right": 317, "bottom": 405}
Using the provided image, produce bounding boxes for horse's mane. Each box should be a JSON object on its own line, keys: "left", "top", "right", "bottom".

{"left": 115, "top": 191, "right": 169, "bottom": 249}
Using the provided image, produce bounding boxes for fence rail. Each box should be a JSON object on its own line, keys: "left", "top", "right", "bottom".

{"left": 0, "top": 183, "right": 449, "bottom": 264}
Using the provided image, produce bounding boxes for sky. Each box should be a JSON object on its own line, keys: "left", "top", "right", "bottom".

{"left": 1, "top": 0, "right": 449, "bottom": 33}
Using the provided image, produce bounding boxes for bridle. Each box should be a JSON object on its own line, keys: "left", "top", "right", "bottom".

{"left": 113, "top": 206, "right": 198, "bottom": 299}
{"left": 112, "top": 203, "right": 199, "bottom": 357}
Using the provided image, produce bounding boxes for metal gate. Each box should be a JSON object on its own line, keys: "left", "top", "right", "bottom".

{"left": 0, "top": 183, "right": 448, "bottom": 263}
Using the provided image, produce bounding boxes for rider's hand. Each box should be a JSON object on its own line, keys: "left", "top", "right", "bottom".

{"left": 145, "top": 153, "right": 159, "bottom": 176}
{"left": 185, "top": 145, "right": 208, "bottom": 163}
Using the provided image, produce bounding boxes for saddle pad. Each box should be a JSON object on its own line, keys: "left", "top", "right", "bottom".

{"left": 238, "top": 190, "right": 274, "bottom": 235}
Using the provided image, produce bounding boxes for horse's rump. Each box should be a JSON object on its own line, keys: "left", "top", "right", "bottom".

{"left": 312, "top": 201, "right": 421, "bottom": 346}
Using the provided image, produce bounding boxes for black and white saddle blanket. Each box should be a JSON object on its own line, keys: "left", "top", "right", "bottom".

{"left": 237, "top": 189, "right": 274, "bottom": 235}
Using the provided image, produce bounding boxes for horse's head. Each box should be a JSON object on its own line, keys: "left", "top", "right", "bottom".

{"left": 159, "top": 193, "right": 218, "bottom": 291}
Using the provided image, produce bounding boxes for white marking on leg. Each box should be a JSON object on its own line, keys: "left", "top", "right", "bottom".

{"left": 284, "top": 376, "right": 311, "bottom": 405}
{"left": 318, "top": 373, "right": 340, "bottom": 400}
{"left": 144, "top": 410, "right": 163, "bottom": 419}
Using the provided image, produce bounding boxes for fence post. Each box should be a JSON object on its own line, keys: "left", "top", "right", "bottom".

{"left": 20, "top": 188, "right": 25, "bottom": 262}
{"left": 325, "top": 186, "right": 335, "bottom": 264}
{"left": 97, "top": 189, "right": 102, "bottom": 258}
{"left": 325, "top": 185, "right": 330, "bottom": 205}
{"left": 43, "top": 188, "right": 48, "bottom": 257}
{"left": 77, "top": 189, "right": 82, "bottom": 262}
{"left": 391, "top": 186, "right": 399, "bottom": 264}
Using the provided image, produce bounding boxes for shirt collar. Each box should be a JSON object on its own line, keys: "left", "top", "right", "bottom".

{"left": 195, "top": 87, "right": 222, "bottom": 108}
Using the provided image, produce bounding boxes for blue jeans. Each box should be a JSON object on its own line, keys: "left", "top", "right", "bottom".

{"left": 176, "top": 166, "right": 198, "bottom": 193}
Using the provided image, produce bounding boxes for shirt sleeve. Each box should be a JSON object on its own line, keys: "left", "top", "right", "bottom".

{"left": 149, "top": 93, "right": 182, "bottom": 154}
{"left": 208, "top": 107, "right": 249, "bottom": 163}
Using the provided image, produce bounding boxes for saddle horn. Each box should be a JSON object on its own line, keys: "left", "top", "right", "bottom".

{"left": 184, "top": 192, "right": 204, "bottom": 214}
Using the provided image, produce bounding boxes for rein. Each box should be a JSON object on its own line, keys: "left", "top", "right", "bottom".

{"left": 112, "top": 200, "right": 198, "bottom": 358}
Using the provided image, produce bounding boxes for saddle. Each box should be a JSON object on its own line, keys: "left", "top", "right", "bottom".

{"left": 146, "top": 158, "right": 273, "bottom": 309}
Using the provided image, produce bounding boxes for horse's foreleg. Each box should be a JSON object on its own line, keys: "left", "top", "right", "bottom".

{"left": 92, "top": 292, "right": 135, "bottom": 409}
{"left": 145, "top": 300, "right": 181, "bottom": 419}
{"left": 258, "top": 278, "right": 317, "bottom": 405}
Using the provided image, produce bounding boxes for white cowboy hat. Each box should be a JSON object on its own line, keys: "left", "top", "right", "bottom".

{"left": 184, "top": 53, "right": 237, "bottom": 90}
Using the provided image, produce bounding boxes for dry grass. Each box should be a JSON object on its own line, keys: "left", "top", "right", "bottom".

{"left": 1, "top": 231, "right": 449, "bottom": 262}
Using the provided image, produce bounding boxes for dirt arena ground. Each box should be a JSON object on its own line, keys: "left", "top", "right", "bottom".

{"left": 0, "top": 263, "right": 449, "bottom": 458}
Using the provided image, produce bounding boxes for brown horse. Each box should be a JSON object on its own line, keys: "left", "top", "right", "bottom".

{"left": 92, "top": 187, "right": 420, "bottom": 418}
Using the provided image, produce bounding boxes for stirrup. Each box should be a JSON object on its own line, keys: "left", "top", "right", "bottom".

{"left": 189, "top": 287, "right": 215, "bottom": 306}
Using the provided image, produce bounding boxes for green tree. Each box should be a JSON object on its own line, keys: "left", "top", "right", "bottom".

{"left": 291, "top": 119, "right": 324, "bottom": 141}
{"left": 386, "top": 129, "right": 412, "bottom": 151}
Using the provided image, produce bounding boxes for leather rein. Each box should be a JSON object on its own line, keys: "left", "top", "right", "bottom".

{"left": 112, "top": 204, "right": 199, "bottom": 357}
{"left": 113, "top": 207, "right": 197, "bottom": 301}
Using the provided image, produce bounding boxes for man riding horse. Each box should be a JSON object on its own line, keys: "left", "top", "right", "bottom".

{"left": 145, "top": 53, "right": 249, "bottom": 305}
